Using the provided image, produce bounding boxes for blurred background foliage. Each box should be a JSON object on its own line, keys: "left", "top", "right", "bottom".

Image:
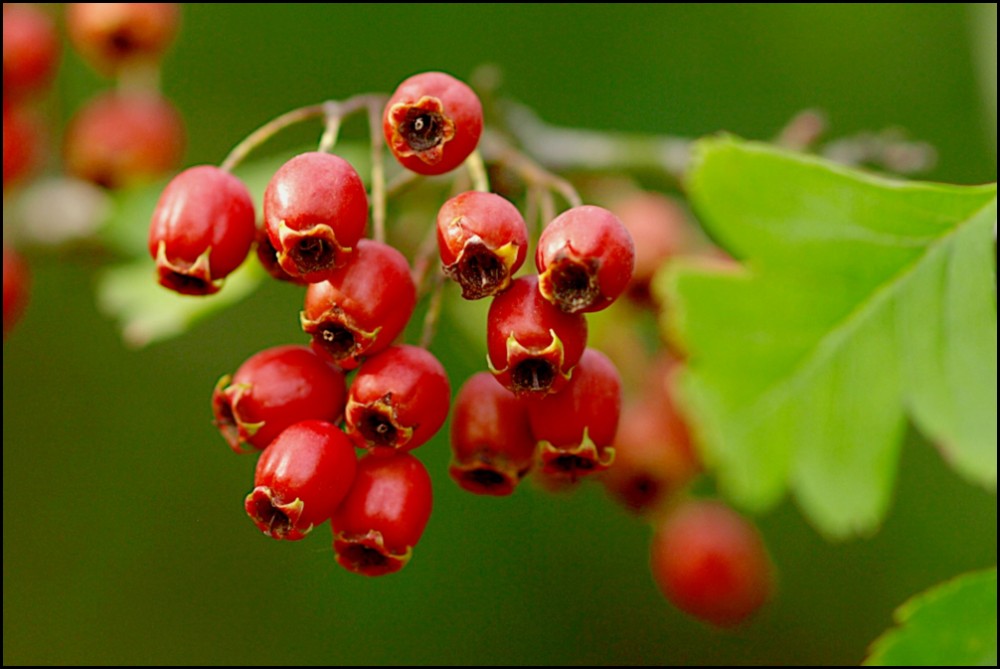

{"left": 3, "top": 3, "right": 996, "bottom": 665}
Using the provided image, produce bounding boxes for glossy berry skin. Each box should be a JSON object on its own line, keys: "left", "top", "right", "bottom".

{"left": 263, "top": 152, "right": 368, "bottom": 283}
{"left": 436, "top": 191, "right": 528, "bottom": 300}
{"left": 344, "top": 345, "right": 451, "bottom": 455}
{"left": 245, "top": 420, "right": 357, "bottom": 541}
{"left": 449, "top": 372, "right": 536, "bottom": 496}
{"left": 487, "top": 275, "right": 588, "bottom": 398}
{"left": 2, "top": 3, "right": 59, "bottom": 100}
{"left": 383, "top": 71, "right": 483, "bottom": 176}
{"left": 527, "top": 349, "right": 621, "bottom": 481}
{"left": 212, "top": 345, "right": 348, "bottom": 454}
{"left": 3, "top": 247, "right": 31, "bottom": 340}
{"left": 650, "top": 500, "right": 774, "bottom": 628}
{"left": 3, "top": 104, "right": 42, "bottom": 190}
{"left": 66, "top": 3, "right": 180, "bottom": 74}
{"left": 64, "top": 92, "right": 185, "bottom": 190}
{"left": 331, "top": 453, "right": 433, "bottom": 577}
{"left": 301, "top": 240, "right": 416, "bottom": 370}
{"left": 536, "top": 205, "right": 635, "bottom": 314}
{"left": 148, "top": 165, "right": 256, "bottom": 296}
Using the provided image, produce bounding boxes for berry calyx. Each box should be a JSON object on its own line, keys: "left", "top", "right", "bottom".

{"left": 3, "top": 247, "right": 31, "bottom": 340}
{"left": 436, "top": 191, "right": 528, "bottom": 300}
{"left": 487, "top": 275, "right": 588, "bottom": 398}
{"left": 449, "top": 372, "right": 536, "bottom": 496}
{"left": 650, "top": 500, "right": 774, "bottom": 628}
{"left": 383, "top": 71, "right": 483, "bottom": 176}
{"left": 245, "top": 420, "right": 357, "bottom": 541}
{"left": 66, "top": 2, "right": 181, "bottom": 74}
{"left": 263, "top": 152, "right": 369, "bottom": 283}
{"left": 536, "top": 205, "right": 635, "bottom": 314}
{"left": 148, "top": 165, "right": 256, "bottom": 295}
{"left": 64, "top": 91, "right": 186, "bottom": 189}
{"left": 527, "top": 349, "right": 621, "bottom": 481}
{"left": 212, "top": 345, "right": 348, "bottom": 454}
{"left": 344, "top": 345, "right": 451, "bottom": 454}
{"left": 301, "top": 240, "right": 416, "bottom": 370}
{"left": 331, "top": 452, "right": 433, "bottom": 577}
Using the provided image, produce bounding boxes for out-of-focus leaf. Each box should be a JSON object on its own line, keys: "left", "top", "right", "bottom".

{"left": 865, "top": 568, "right": 997, "bottom": 666}
{"left": 660, "top": 137, "right": 997, "bottom": 539}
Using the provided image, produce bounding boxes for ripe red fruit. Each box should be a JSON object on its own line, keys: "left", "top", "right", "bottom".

{"left": 263, "top": 152, "right": 369, "bottom": 283}
{"left": 2, "top": 104, "right": 42, "bottom": 190}
{"left": 436, "top": 191, "right": 528, "bottom": 300}
{"left": 148, "top": 165, "right": 256, "bottom": 295}
{"left": 301, "top": 240, "right": 416, "bottom": 370}
{"left": 344, "top": 345, "right": 451, "bottom": 455}
{"left": 212, "top": 345, "right": 348, "bottom": 454}
{"left": 66, "top": 2, "right": 181, "bottom": 74}
{"left": 650, "top": 500, "right": 774, "bottom": 628}
{"left": 449, "top": 372, "right": 536, "bottom": 496}
{"left": 383, "top": 71, "right": 483, "bottom": 176}
{"left": 527, "top": 349, "right": 621, "bottom": 481}
{"left": 487, "top": 275, "right": 588, "bottom": 398}
{"left": 3, "top": 247, "right": 31, "bottom": 340}
{"left": 536, "top": 205, "right": 635, "bottom": 314}
{"left": 64, "top": 91, "right": 186, "bottom": 189}
{"left": 331, "top": 453, "right": 433, "bottom": 577}
{"left": 2, "top": 3, "right": 60, "bottom": 100}
{"left": 245, "top": 420, "right": 357, "bottom": 541}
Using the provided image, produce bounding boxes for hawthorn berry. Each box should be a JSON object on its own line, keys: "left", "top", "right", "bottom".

{"left": 527, "top": 349, "right": 621, "bottom": 481}
{"left": 383, "top": 71, "right": 483, "bottom": 176}
{"left": 3, "top": 247, "right": 31, "bottom": 340}
{"left": 245, "top": 420, "right": 357, "bottom": 541}
{"left": 2, "top": 104, "right": 42, "bottom": 191}
{"left": 212, "top": 345, "right": 348, "bottom": 454}
{"left": 148, "top": 165, "right": 256, "bottom": 295}
{"left": 487, "top": 275, "right": 588, "bottom": 398}
{"left": 263, "top": 152, "right": 368, "bottom": 283}
{"left": 436, "top": 191, "right": 528, "bottom": 300}
{"left": 449, "top": 372, "right": 536, "bottom": 496}
{"left": 331, "top": 452, "right": 433, "bottom": 577}
{"left": 301, "top": 240, "right": 416, "bottom": 370}
{"left": 2, "top": 3, "right": 60, "bottom": 100}
{"left": 64, "top": 91, "right": 186, "bottom": 189}
{"left": 66, "top": 2, "right": 181, "bottom": 74}
{"left": 344, "top": 345, "right": 451, "bottom": 455}
{"left": 536, "top": 205, "right": 635, "bottom": 314}
{"left": 650, "top": 500, "right": 774, "bottom": 628}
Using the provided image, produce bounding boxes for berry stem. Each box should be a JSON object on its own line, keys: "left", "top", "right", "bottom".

{"left": 318, "top": 101, "right": 343, "bottom": 153}
{"left": 482, "top": 133, "right": 583, "bottom": 210}
{"left": 419, "top": 271, "right": 446, "bottom": 349}
{"left": 366, "top": 97, "right": 389, "bottom": 245}
{"left": 220, "top": 103, "right": 327, "bottom": 173}
{"left": 464, "top": 150, "right": 491, "bottom": 193}
{"left": 410, "top": 219, "right": 440, "bottom": 294}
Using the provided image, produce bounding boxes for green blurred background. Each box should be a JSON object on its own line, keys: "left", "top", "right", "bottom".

{"left": 3, "top": 4, "right": 996, "bottom": 665}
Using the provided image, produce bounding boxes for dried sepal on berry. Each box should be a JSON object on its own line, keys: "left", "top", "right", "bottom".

{"left": 437, "top": 191, "right": 528, "bottom": 300}
{"left": 383, "top": 72, "right": 483, "bottom": 176}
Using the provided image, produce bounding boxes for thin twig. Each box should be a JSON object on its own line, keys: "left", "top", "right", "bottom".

{"left": 366, "top": 97, "right": 389, "bottom": 245}
{"left": 220, "top": 104, "right": 327, "bottom": 173}
{"left": 464, "top": 150, "right": 491, "bottom": 193}
{"left": 419, "top": 272, "right": 447, "bottom": 350}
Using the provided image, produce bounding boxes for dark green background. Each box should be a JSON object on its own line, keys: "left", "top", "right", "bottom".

{"left": 4, "top": 4, "right": 996, "bottom": 665}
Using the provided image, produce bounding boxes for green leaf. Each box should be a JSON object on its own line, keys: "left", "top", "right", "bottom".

{"left": 865, "top": 568, "right": 997, "bottom": 666}
{"left": 660, "top": 137, "right": 997, "bottom": 538}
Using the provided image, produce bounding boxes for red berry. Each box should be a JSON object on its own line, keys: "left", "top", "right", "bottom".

{"left": 2, "top": 3, "right": 59, "bottom": 100}
{"left": 301, "top": 240, "right": 416, "bottom": 370}
{"left": 3, "top": 247, "right": 31, "bottom": 340}
{"left": 383, "top": 71, "right": 483, "bottom": 176}
{"left": 148, "top": 165, "right": 256, "bottom": 296}
{"left": 487, "top": 275, "right": 588, "bottom": 398}
{"left": 527, "top": 349, "right": 621, "bottom": 481}
{"left": 344, "top": 345, "right": 451, "bottom": 455}
{"left": 331, "top": 452, "right": 433, "bottom": 577}
{"left": 436, "top": 191, "right": 528, "bottom": 300}
{"left": 245, "top": 420, "right": 357, "bottom": 541}
{"left": 449, "top": 372, "right": 536, "bottom": 496}
{"left": 263, "top": 152, "right": 368, "bottom": 283}
{"left": 536, "top": 205, "right": 635, "bottom": 314}
{"left": 66, "top": 2, "right": 180, "bottom": 74}
{"left": 613, "top": 193, "right": 697, "bottom": 304}
{"left": 212, "top": 345, "right": 348, "bottom": 454}
{"left": 650, "top": 500, "right": 774, "bottom": 628}
{"left": 2, "top": 104, "right": 43, "bottom": 190}
{"left": 64, "top": 91, "right": 186, "bottom": 189}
